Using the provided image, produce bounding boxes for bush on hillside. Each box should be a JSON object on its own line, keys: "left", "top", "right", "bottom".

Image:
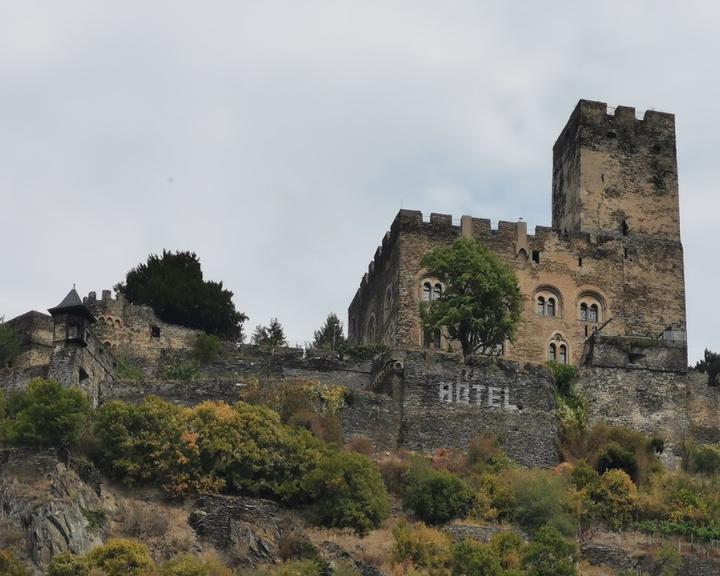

{"left": 392, "top": 522, "right": 452, "bottom": 570}
{"left": 451, "top": 540, "right": 503, "bottom": 576}
{"left": 0, "top": 549, "right": 30, "bottom": 576}
{"left": 521, "top": 525, "right": 578, "bottom": 576}
{"left": 401, "top": 461, "right": 475, "bottom": 524}
{"left": 501, "top": 468, "right": 574, "bottom": 536}
{"left": 159, "top": 553, "right": 233, "bottom": 576}
{"left": 303, "top": 451, "right": 390, "bottom": 535}
{"left": 85, "top": 539, "right": 155, "bottom": 576}
{"left": 192, "top": 333, "right": 223, "bottom": 365}
{"left": 1, "top": 379, "right": 91, "bottom": 449}
{"left": 93, "top": 397, "right": 325, "bottom": 499}
{"left": 589, "top": 469, "right": 638, "bottom": 530}
{"left": 684, "top": 441, "right": 720, "bottom": 475}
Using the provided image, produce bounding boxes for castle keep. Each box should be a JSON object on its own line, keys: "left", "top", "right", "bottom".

{"left": 348, "top": 100, "right": 687, "bottom": 369}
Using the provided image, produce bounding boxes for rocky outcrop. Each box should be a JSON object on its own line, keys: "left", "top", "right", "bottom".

{"left": 0, "top": 448, "right": 108, "bottom": 573}
{"left": 189, "top": 494, "right": 301, "bottom": 566}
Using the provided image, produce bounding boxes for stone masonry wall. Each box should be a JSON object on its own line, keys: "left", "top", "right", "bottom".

{"left": 379, "top": 350, "right": 559, "bottom": 466}
{"left": 84, "top": 290, "right": 199, "bottom": 368}
{"left": 577, "top": 368, "right": 720, "bottom": 469}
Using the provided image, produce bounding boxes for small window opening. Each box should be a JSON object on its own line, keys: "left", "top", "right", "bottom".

{"left": 580, "top": 303, "right": 588, "bottom": 321}
{"left": 67, "top": 324, "right": 80, "bottom": 339}
{"left": 531, "top": 250, "right": 540, "bottom": 264}
{"left": 559, "top": 344, "right": 568, "bottom": 364}
{"left": 589, "top": 304, "right": 599, "bottom": 323}
{"left": 624, "top": 247, "right": 628, "bottom": 260}
{"left": 79, "top": 367, "right": 89, "bottom": 382}
{"left": 548, "top": 343, "right": 557, "bottom": 362}
{"left": 433, "top": 283, "right": 442, "bottom": 301}
{"left": 585, "top": 326, "right": 588, "bottom": 337}
{"left": 578, "top": 257, "right": 583, "bottom": 267}
{"left": 546, "top": 298, "right": 556, "bottom": 317}
{"left": 622, "top": 220, "right": 629, "bottom": 235}
{"left": 537, "top": 296, "right": 546, "bottom": 315}
{"left": 151, "top": 326, "right": 161, "bottom": 338}
{"left": 607, "top": 130, "right": 617, "bottom": 139}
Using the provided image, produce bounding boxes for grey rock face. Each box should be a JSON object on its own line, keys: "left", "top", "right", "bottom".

{"left": 0, "top": 448, "right": 107, "bottom": 572}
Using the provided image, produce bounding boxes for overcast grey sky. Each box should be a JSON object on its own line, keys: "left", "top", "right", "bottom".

{"left": 1, "top": 1, "right": 717, "bottom": 362}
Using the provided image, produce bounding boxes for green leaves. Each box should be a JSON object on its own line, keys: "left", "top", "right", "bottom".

{"left": 115, "top": 250, "right": 247, "bottom": 340}
{"left": 420, "top": 238, "right": 521, "bottom": 357}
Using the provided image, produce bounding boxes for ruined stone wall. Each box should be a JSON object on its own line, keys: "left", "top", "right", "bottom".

{"left": 577, "top": 368, "right": 720, "bottom": 469}
{"left": 5, "top": 311, "right": 53, "bottom": 369}
{"left": 84, "top": 290, "right": 198, "bottom": 367}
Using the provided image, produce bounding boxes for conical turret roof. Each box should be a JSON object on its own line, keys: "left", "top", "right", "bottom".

{"left": 48, "top": 287, "right": 95, "bottom": 322}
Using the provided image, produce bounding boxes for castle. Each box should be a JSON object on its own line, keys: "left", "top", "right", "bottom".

{"left": 348, "top": 100, "right": 687, "bottom": 370}
{"left": 1, "top": 99, "right": 710, "bottom": 470}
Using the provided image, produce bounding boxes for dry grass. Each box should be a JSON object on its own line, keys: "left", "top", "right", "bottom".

{"left": 305, "top": 517, "right": 401, "bottom": 573}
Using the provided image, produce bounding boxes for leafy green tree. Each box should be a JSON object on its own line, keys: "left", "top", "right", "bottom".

{"left": 695, "top": 349, "right": 720, "bottom": 386}
{"left": 2, "top": 379, "right": 91, "bottom": 448}
{"left": 401, "top": 461, "right": 475, "bottom": 524}
{"left": 115, "top": 250, "right": 247, "bottom": 339}
{"left": 420, "top": 238, "right": 522, "bottom": 357}
{"left": 589, "top": 469, "right": 638, "bottom": 530}
{"left": 0, "top": 322, "right": 20, "bottom": 367}
{"left": 303, "top": 451, "right": 390, "bottom": 535}
{"left": 654, "top": 544, "right": 682, "bottom": 576}
{"left": 504, "top": 468, "right": 575, "bottom": 535}
{"left": 252, "top": 318, "right": 287, "bottom": 346}
{"left": 451, "top": 540, "right": 503, "bottom": 576}
{"left": 311, "top": 313, "right": 346, "bottom": 351}
{"left": 192, "top": 333, "right": 223, "bottom": 365}
{"left": 522, "top": 525, "right": 578, "bottom": 576}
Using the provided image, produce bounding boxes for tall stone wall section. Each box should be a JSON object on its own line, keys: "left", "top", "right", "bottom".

{"left": 577, "top": 367, "right": 720, "bottom": 468}
{"left": 5, "top": 311, "right": 53, "bottom": 369}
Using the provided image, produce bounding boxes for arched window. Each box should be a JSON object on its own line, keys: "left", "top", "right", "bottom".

{"left": 580, "top": 303, "right": 588, "bottom": 321}
{"left": 67, "top": 324, "right": 80, "bottom": 339}
{"left": 559, "top": 344, "right": 568, "bottom": 364}
{"left": 422, "top": 282, "right": 432, "bottom": 302}
{"left": 589, "top": 304, "right": 599, "bottom": 323}
{"left": 577, "top": 292, "right": 604, "bottom": 325}
{"left": 433, "top": 283, "right": 442, "bottom": 301}
{"left": 548, "top": 343, "right": 557, "bottom": 361}
{"left": 534, "top": 286, "right": 563, "bottom": 318}
{"left": 547, "top": 298, "right": 556, "bottom": 317}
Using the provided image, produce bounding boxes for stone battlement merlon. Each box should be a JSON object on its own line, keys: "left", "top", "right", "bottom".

{"left": 553, "top": 99, "right": 676, "bottom": 154}
{"left": 84, "top": 290, "right": 126, "bottom": 304}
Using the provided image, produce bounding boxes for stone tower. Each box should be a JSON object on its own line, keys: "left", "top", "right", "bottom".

{"left": 552, "top": 99, "right": 680, "bottom": 241}
{"left": 47, "top": 287, "right": 114, "bottom": 405}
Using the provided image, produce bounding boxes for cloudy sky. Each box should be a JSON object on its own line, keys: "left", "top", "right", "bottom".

{"left": 1, "top": 1, "right": 717, "bottom": 362}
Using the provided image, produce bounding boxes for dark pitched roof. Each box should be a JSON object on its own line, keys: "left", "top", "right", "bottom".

{"left": 48, "top": 288, "right": 95, "bottom": 322}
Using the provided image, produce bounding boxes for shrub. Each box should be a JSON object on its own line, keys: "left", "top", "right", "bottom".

{"left": 522, "top": 525, "right": 577, "bottom": 576}
{"left": 685, "top": 442, "right": 720, "bottom": 475}
{"left": 502, "top": 469, "right": 574, "bottom": 535}
{"left": 392, "top": 521, "right": 452, "bottom": 570}
{"left": 47, "top": 553, "right": 90, "bottom": 576}
{"left": 595, "top": 442, "right": 638, "bottom": 481}
{"left": 0, "top": 549, "right": 31, "bottom": 576}
{"left": 569, "top": 460, "right": 599, "bottom": 490}
{"left": 378, "top": 453, "right": 411, "bottom": 494}
{"left": 451, "top": 540, "right": 503, "bottom": 576}
{"left": 401, "top": 461, "right": 475, "bottom": 524}
{"left": 346, "top": 435, "right": 374, "bottom": 456}
{"left": 242, "top": 560, "right": 322, "bottom": 576}
{"left": 489, "top": 531, "right": 527, "bottom": 572}
{"left": 85, "top": 538, "right": 155, "bottom": 576}
{"left": 548, "top": 362, "right": 579, "bottom": 397}
{"left": 120, "top": 501, "right": 169, "bottom": 538}
{"left": 2, "top": 379, "right": 91, "bottom": 448}
{"left": 466, "top": 433, "right": 511, "bottom": 473}
{"left": 159, "top": 553, "right": 233, "bottom": 576}
{"left": 278, "top": 532, "right": 319, "bottom": 562}
{"left": 654, "top": 545, "right": 682, "bottom": 576}
{"left": 303, "top": 451, "right": 390, "bottom": 535}
{"left": 114, "top": 356, "right": 145, "bottom": 380}
{"left": 590, "top": 469, "right": 638, "bottom": 530}
{"left": 94, "top": 397, "right": 325, "bottom": 499}
{"left": 163, "top": 361, "right": 199, "bottom": 381}
{"left": 192, "top": 333, "right": 224, "bottom": 365}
